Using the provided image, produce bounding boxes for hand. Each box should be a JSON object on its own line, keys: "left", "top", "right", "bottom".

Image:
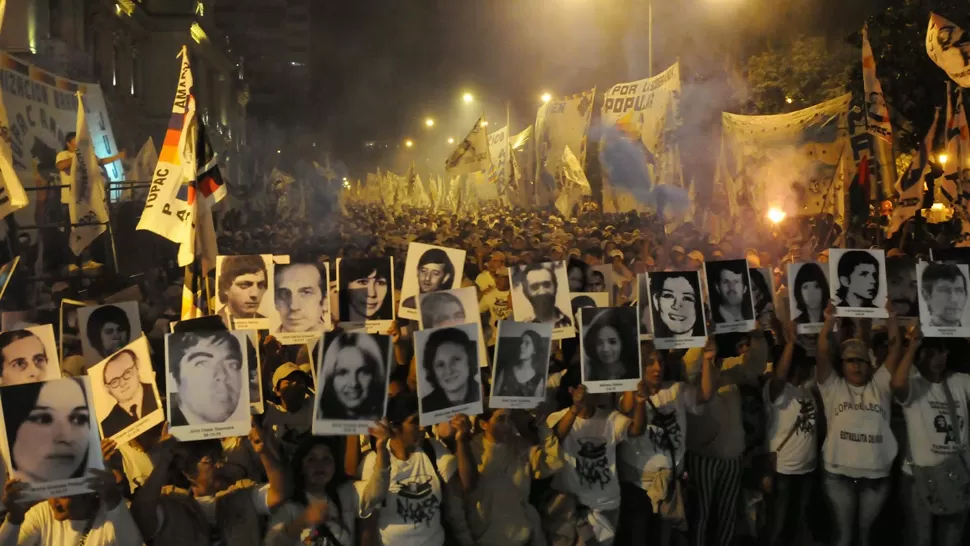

{"left": 906, "top": 325, "right": 922, "bottom": 344}
{"left": 823, "top": 301, "right": 836, "bottom": 322}
{"left": 568, "top": 384, "right": 587, "bottom": 413}
{"left": 101, "top": 438, "right": 120, "bottom": 468}
{"left": 369, "top": 419, "right": 393, "bottom": 450}
{"left": 388, "top": 321, "right": 402, "bottom": 345}
{"left": 303, "top": 499, "right": 331, "bottom": 526}
{"left": 635, "top": 379, "right": 648, "bottom": 403}
{"left": 249, "top": 420, "right": 266, "bottom": 455}
{"left": 2, "top": 479, "right": 37, "bottom": 524}
{"left": 450, "top": 414, "right": 472, "bottom": 442}
{"left": 85, "top": 468, "right": 121, "bottom": 510}
{"left": 702, "top": 338, "right": 717, "bottom": 362}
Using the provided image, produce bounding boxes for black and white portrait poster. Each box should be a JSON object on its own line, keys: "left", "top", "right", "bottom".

{"left": 510, "top": 261, "right": 576, "bottom": 341}
{"left": 788, "top": 262, "right": 830, "bottom": 334}
{"left": 312, "top": 331, "right": 392, "bottom": 435}
{"left": 887, "top": 257, "right": 919, "bottom": 323}
{"left": 636, "top": 274, "right": 653, "bottom": 340}
{"left": 243, "top": 330, "right": 264, "bottom": 414}
{"left": 417, "top": 286, "right": 489, "bottom": 368}
{"left": 918, "top": 262, "right": 970, "bottom": 338}
{"left": 648, "top": 271, "right": 708, "bottom": 350}
{"left": 589, "top": 265, "right": 615, "bottom": 305}
{"left": 829, "top": 249, "right": 888, "bottom": 318}
{"left": 165, "top": 330, "right": 251, "bottom": 441}
{"left": 336, "top": 257, "right": 395, "bottom": 334}
{"left": 579, "top": 307, "right": 642, "bottom": 394}
{"left": 0, "top": 376, "right": 103, "bottom": 500}
{"left": 489, "top": 321, "right": 552, "bottom": 409}
{"left": 87, "top": 336, "right": 164, "bottom": 444}
{"left": 58, "top": 298, "right": 86, "bottom": 375}
{"left": 270, "top": 256, "right": 332, "bottom": 345}
{"left": 0, "top": 324, "right": 62, "bottom": 386}
{"left": 77, "top": 301, "right": 142, "bottom": 368}
{"left": 215, "top": 254, "right": 275, "bottom": 330}
{"left": 749, "top": 267, "right": 775, "bottom": 317}
{"left": 398, "top": 243, "right": 466, "bottom": 321}
{"left": 704, "top": 259, "right": 755, "bottom": 334}
{"left": 571, "top": 292, "right": 609, "bottom": 333}
{"left": 415, "top": 322, "right": 484, "bottom": 426}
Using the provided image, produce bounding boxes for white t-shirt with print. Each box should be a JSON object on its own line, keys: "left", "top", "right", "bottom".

{"left": 898, "top": 372, "right": 970, "bottom": 475}
{"left": 818, "top": 366, "right": 898, "bottom": 479}
{"left": 618, "top": 382, "right": 701, "bottom": 490}
{"left": 358, "top": 440, "right": 457, "bottom": 546}
{"left": 0, "top": 501, "right": 144, "bottom": 546}
{"left": 764, "top": 381, "right": 818, "bottom": 475}
{"left": 546, "top": 408, "right": 630, "bottom": 511}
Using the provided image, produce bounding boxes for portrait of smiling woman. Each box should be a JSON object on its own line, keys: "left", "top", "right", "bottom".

{"left": 581, "top": 307, "right": 640, "bottom": 383}
{"left": 417, "top": 324, "right": 482, "bottom": 415}
{"left": 338, "top": 258, "right": 394, "bottom": 322}
{"left": 316, "top": 331, "right": 389, "bottom": 421}
{"left": 650, "top": 271, "right": 707, "bottom": 339}
{"left": 1, "top": 377, "right": 96, "bottom": 485}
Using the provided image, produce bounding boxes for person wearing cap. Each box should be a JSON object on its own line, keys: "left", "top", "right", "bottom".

{"left": 816, "top": 302, "right": 900, "bottom": 546}
{"left": 670, "top": 246, "right": 686, "bottom": 269}
{"left": 263, "top": 361, "right": 314, "bottom": 461}
{"left": 686, "top": 250, "right": 704, "bottom": 271}
{"left": 476, "top": 251, "right": 507, "bottom": 295}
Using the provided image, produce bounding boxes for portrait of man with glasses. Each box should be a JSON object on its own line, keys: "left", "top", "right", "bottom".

{"left": 99, "top": 347, "right": 159, "bottom": 438}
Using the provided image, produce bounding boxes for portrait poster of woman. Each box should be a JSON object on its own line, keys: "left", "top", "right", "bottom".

{"left": 489, "top": 321, "right": 552, "bottom": 409}
{"left": 87, "top": 336, "right": 164, "bottom": 445}
{"left": 415, "top": 322, "right": 484, "bottom": 426}
{"left": 312, "top": 330, "right": 392, "bottom": 435}
{"left": 0, "top": 376, "right": 104, "bottom": 500}
{"left": 336, "top": 257, "right": 395, "bottom": 334}
{"left": 648, "top": 271, "right": 708, "bottom": 350}
{"left": 417, "top": 286, "right": 489, "bottom": 368}
{"left": 787, "top": 262, "right": 830, "bottom": 334}
{"left": 636, "top": 273, "right": 654, "bottom": 340}
{"left": 397, "top": 243, "right": 466, "bottom": 321}
{"left": 749, "top": 267, "right": 775, "bottom": 318}
{"left": 579, "top": 307, "right": 642, "bottom": 394}
{"left": 76, "top": 301, "right": 142, "bottom": 368}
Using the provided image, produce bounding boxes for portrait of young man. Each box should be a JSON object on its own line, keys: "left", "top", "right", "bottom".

{"left": 97, "top": 344, "right": 161, "bottom": 438}
{"left": 399, "top": 244, "right": 463, "bottom": 320}
{"left": 273, "top": 261, "right": 329, "bottom": 335}
{"left": 834, "top": 250, "right": 882, "bottom": 308}
{"left": 216, "top": 255, "right": 270, "bottom": 327}
{"left": 167, "top": 331, "right": 248, "bottom": 430}
{"left": 919, "top": 262, "right": 969, "bottom": 331}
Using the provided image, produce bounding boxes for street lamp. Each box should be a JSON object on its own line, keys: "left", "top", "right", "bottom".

{"left": 404, "top": 139, "right": 414, "bottom": 148}
{"left": 462, "top": 92, "right": 474, "bottom": 104}
{"left": 425, "top": 117, "right": 435, "bottom": 128}
{"left": 541, "top": 92, "right": 552, "bottom": 103}
{"left": 447, "top": 137, "right": 455, "bottom": 144}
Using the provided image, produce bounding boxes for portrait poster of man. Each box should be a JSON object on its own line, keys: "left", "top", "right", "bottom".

{"left": 703, "top": 259, "right": 756, "bottom": 334}
{"left": 77, "top": 301, "right": 142, "bottom": 368}
{"left": 788, "top": 262, "right": 831, "bottom": 334}
{"left": 398, "top": 243, "right": 466, "bottom": 321}
{"left": 579, "top": 307, "right": 642, "bottom": 394}
{"left": 589, "top": 265, "right": 615, "bottom": 305}
{"left": 749, "top": 267, "right": 775, "bottom": 318}
{"left": 829, "top": 249, "right": 888, "bottom": 318}
{"left": 489, "top": 321, "right": 552, "bottom": 409}
{"left": 510, "top": 261, "right": 576, "bottom": 341}
{"left": 336, "top": 257, "right": 395, "bottom": 333}
{"left": 0, "top": 376, "right": 104, "bottom": 500}
{"left": 886, "top": 257, "right": 919, "bottom": 323}
{"left": 418, "top": 286, "right": 489, "bottom": 368}
{"left": 165, "top": 330, "right": 251, "bottom": 441}
{"left": 416, "top": 322, "right": 484, "bottom": 426}
{"left": 312, "top": 331, "right": 392, "bottom": 435}
{"left": 0, "top": 324, "right": 62, "bottom": 386}
{"left": 87, "top": 336, "right": 163, "bottom": 444}
{"left": 918, "top": 262, "right": 970, "bottom": 338}
{"left": 270, "top": 258, "right": 332, "bottom": 345}
{"left": 636, "top": 273, "right": 653, "bottom": 340}
{"left": 648, "top": 271, "right": 708, "bottom": 350}
{"left": 571, "top": 292, "right": 609, "bottom": 334}
{"left": 215, "top": 254, "right": 275, "bottom": 330}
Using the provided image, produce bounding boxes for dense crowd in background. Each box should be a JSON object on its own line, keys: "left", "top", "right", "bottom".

{"left": 0, "top": 196, "right": 970, "bottom": 546}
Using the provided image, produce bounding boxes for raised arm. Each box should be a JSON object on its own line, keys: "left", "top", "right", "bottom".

{"left": 344, "top": 435, "right": 363, "bottom": 479}
{"left": 552, "top": 385, "right": 586, "bottom": 441}
{"left": 627, "top": 381, "right": 648, "bottom": 437}
{"left": 880, "top": 302, "right": 903, "bottom": 376}
{"left": 450, "top": 414, "right": 478, "bottom": 494}
{"left": 250, "top": 423, "right": 285, "bottom": 510}
{"left": 769, "top": 321, "right": 797, "bottom": 402}
{"left": 816, "top": 302, "right": 837, "bottom": 385}
{"left": 359, "top": 420, "right": 392, "bottom": 517}
{"left": 891, "top": 326, "right": 922, "bottom": 402}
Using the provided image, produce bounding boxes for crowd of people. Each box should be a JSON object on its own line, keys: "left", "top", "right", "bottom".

{"left": 0, "top": 197, "right": 968, "bottom": 546}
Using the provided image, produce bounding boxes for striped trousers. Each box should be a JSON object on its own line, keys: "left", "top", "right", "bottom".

{"left": 686, "top": 453, "right": 742, "bottom": 546}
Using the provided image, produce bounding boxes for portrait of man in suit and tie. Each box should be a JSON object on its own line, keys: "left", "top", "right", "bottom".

{"left": 99, "top": 348, "right": 160, "bottom": 438}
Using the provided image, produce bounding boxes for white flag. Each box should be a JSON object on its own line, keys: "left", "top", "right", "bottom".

{"left": 927, "top": 13, "right": 970, "bottom": 88}
{"left": 510, "top": 126, "right": 533, "bottom": 150}
{"left": 862, "top": 26, "right": 893, "bottom": 143}
{"left": 554, "top": 146, "right": 592, "bottom": 219}
{"left": 445, "top": 118, "right": 490, "bottom": 175}
{"left": 66, "top": 93, "right": 110, "bottom": 255}
{"left": 888, "top": 107, "right": 941, "bottom": 235}
{"left": 0, "top": 37, "right": 28, "bottom": 221}
{"left": 940, "top": 84, "right": 969, "bottom": 206}
{"left": 123, "top": 137, "right": 158, "bottom": 201}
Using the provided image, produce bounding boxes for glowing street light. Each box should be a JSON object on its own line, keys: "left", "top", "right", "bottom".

{"left": 342, "top": 177, "right": 348, "bottom": 182}
{"left": 462, "top": 92, "right": 474, "bottom": 104}
{"left": 425, "top": 118, "right": 435, "bottom": 128}
{"left": 541, "top": 92, "right": 552, "bottom": 103}
{"left": 404, "top": 139, "right": 414, "bottom": 148}
{"left": 276, "top": 149, "right": 281, "bottom": 154}
{"left": 447, "top": 137, "right": 455, "bottom": 144}
{"left": 767, "top": 207, "right": 787, "bottom": 224}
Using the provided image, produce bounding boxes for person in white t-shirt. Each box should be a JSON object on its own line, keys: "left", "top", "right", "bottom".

{"left": 55, "top": 132, "right": 125, "bottom": 205}
{"left": 546, "top": 379, "right": 647, "bottom": 546}
{"left": 358, "top": 393, "right": 474, "bottom": 546}
{"left": 616, "top": 341, "right": 713, "bottom": 546}
{"left": 763, "top": 320, "right": 819, "bottom": 545}
{"left": 816, "top": 302, "right": 900, "bottom": 546}
{"left": 891, "top": 327, "right": 970, "bottom": 546}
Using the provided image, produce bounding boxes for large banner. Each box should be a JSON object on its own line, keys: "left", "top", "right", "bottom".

{"left": 927, "top": 13, "right": 970, "bottom": 88}
{"left": 717, "top": 94, "right": 852, "bottom": 226}
{"left": 600, "top": 63, "right": 683, "bottom": 213}
{"left": 487, "top": 125, "right": 510, "bottom": 205}
{"left": 535, "top": 87, "right": 595, "bottom": 206}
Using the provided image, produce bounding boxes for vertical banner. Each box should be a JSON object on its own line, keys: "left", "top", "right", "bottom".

{"left": 66, "top": 93, "right": 109, "bottom": 255}
{"left": 926, "top": 13, "right": 970, "bottom": 88}
{"left": 600, "top": 63, "right": 683, "bottom": 213}
{"left": 535, "top": 87, "right": 595, "bottom": 207}
{"left": 487, "top": 125, "right": 510, "bottom": 205}
{"left": 862, "top": 26, "right": 893, "bottom": 143}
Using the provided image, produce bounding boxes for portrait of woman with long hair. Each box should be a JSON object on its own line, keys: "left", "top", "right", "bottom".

{"left": 316, "top": 332, "right": 388, "bottom": 421}
{"left": 581, "top": 307, "right": 640, "bottom": 383}
{"left": 492, "top": 323, "right": 550, "bottom": 398}
{"left": 650, "top": 272, "right": 706, "bottom": 339}
{"left": 338, "top": 259, "right": 393, "bottom": 322}
{"left": 791, "top": 262, "right": 829, "bottom": 325}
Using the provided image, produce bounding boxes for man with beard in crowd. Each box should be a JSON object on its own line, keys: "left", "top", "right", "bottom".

{"left": 520, "top": 264, "right": 572, "bottom": 328}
